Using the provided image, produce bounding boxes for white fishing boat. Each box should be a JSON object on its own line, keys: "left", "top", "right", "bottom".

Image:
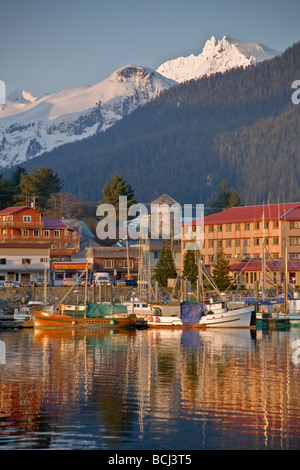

{"left": 123, "top": 297, "right": 154, "bottom": 317}
{"left": 146, "top": 301, "right": 255, "bottom": 328}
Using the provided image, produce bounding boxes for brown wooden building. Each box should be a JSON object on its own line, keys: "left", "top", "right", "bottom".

{"left": 86, "top": 246, "right": 140, "bottom": 280}
{"left": 0, "top": 206, "right": 80, "bottom": 259}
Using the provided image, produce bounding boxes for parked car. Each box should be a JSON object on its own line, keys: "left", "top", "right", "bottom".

{"left": 125, "top": 279, "right": 137, "bottom": 287}
{"left": 12, "top": 281, "right": 24, "bottom": 287}
{"left": 62, "top": 278, "right": 75, "bottom": 286}
{"left": 115, "top": 279, "right": 127, "bottom": 287}
{"left": 78, "top": 279, "right": 92, "bottom": 286}
{"left": 4, "top": 281, "right": 15, "bottom": 287}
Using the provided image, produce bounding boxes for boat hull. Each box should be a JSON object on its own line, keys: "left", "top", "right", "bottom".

{"left": 146, "top": 305, "right": 255, "bottom": 328}
{"left": 33, "top": 309, "right": 137, "bottom": 329}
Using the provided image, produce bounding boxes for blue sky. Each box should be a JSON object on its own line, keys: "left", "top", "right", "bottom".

{"left": 1, "top": 0, "right": 300, "bottom": 96}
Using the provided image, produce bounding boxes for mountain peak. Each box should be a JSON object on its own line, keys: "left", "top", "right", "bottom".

{"left": 0, "top": 65, "right": 176, "bottom": 168}
{"left": 7, "top": 89, "right": 37, "bottom": 104}
{"left": 157, "top": 35, "right": 279, "bottom": 83}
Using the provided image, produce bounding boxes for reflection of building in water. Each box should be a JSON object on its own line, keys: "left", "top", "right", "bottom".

{"left": 0, "top": 329, "right": 299, "bottom": 448}
{"left": 137, "top": 329, "right": 300, "bottom": 448}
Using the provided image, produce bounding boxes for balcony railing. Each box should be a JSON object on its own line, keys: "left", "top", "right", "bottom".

{"left": 0, "top": 234, "right": 80, "bottom": 244}
{"left": 0, "top": 220, "right": 44, "bottom": 229}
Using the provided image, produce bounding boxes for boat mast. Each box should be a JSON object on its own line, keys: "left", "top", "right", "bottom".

{"left": 84, "top": 264, "right": 88, "bottom": 318}
{"left": 44, "top": 260, "right": 47, "bottom": 305}
{"left": 283, "top": 231, "right": 289, "bottom": 314}
{"left": 262, "top": 207, "right": 266, "bottom": 300}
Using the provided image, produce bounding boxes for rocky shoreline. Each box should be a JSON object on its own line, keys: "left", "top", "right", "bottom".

{"left": 0, "top": 285, "right": 137, "bottom": 312}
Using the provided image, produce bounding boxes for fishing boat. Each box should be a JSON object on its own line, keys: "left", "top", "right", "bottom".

{"left": 33, "top": 302, "right": 137, "bottom": 329}
{"left": 123, "top": 297, "right": 154, "bottom": 317}
{"left": 146, "top": 300, "right": 255, "bottom": 328}
{"left": 33, "top": 263, "right": 137, "bottom": 329}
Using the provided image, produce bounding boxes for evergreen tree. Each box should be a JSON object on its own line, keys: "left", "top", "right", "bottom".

{"left": 11, "top": 165, "right": 27, "bottom": 188}
{"left": 212, "top": 246, "right": 234, "bottom": 291}
{"left": 0, "top": 175, "right": 15, "bottom": 209}
{"left": 100, "top": 173, "right": 136, "bottom": 218}
{"left": 154, "top": 241, "right": 177, "bottom": 286}
{"left": 182, "top": 250, "right": 199, "bottom": 287}
{"left": 15, "top": 167, "right": 63, "bottom": 211}
{"left": 208, "top": 179, "right": 243, "bottom": 214}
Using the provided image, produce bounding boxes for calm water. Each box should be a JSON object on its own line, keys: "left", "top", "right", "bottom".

{"left": 0, "top": 326, "right": 300, "bottom": 451}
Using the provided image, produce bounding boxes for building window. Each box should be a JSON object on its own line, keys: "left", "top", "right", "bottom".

{"left": 236, "top": 223, "right": 240, "bottom": 231}
{"left": 208, "top": 240, "right": 214, "bottom": 248}
{"left": 273, "top": 221, "right": 279, "bottom": 229}
{"left": 209, "top": 256, "right": 214, "bottom": 263}
{"left": 217, "top": 224, "right": 222, "bottom": 231}
{"left": 43, "top": 230, "right": 50, "bottom": 237}
{"left": 291, "top": 221, "right": 300, "bottom": 229}
{"left": 244, "top": 239, "right": 250, "bottom": 247}
{"left": 208, "top": 225, "right": 213, "bottom": 232}
{"left": 54, "top": 230, "right": 60, "bottom": 238}
{"left": 226, "top": 224, "right": 231, "bottom": 231}
{"left": 236, "top": 239, "right": 241, "bottom": 247}
{"left": 289, "top": 272, "right": 296, "bottom": 284}
{"left": 291, "top": 237, "right": 300, "bottom": 245}
{"left": 254, "top": 238, "right": 259, "bottom": 246}
{"left": 226, "top": 239, "right": 231, "bottom": 247}
{"left": 22, "top": 259, "right": 31, "bottom": 265}
{"left": 40, "top": 258, "right": 47, "bottom": 262}
{"left": 217, "top": 240, "right": 222, "bottom": 247}
{"left": 23, "top": 215, "right": 31, "bottom": 222}
{"left": 254, "top": 222, "right": 260, "bottom": 230}
{"left": 273, "top": 237, "right": 279, "bottom": 245}
{"left": 291, "top": 253, "right": 300, "bottom": 259}
{"left": 121, "top": 260, "right": 134, "bottom": 268}
{"left": 104, "top": 260, "right": 114, "bottom": 268}
{"left": 0, "top": 259, "right": 6, "bottom": 264}
{"left": 244, "top": 223, "right": 250, "bottom": 230}
{"left": 23, "top": 230, "right": 29, "bottom": 237}
{"left": 264, "top": 221, "right": 269, "bottom": 229}
{"left": 34, "top": 230, "right": 39, "bottom": 237}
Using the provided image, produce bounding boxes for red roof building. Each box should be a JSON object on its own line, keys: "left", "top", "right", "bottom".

{"left": 182, "top": 202, "right": 300, "bottom": 289}
{"left": 0, "top": 206, "right": 80, "bottom": 259}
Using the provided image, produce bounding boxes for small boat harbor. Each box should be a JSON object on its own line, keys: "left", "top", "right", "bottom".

{"left": 0, "top": 281, "right": 299, "bottom": 331}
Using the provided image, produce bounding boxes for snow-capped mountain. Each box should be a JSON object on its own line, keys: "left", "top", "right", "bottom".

{"left": 7, "top": 89, "right": 38, "bottom": 104}
{"left": 0, "top": 66, "right": 176, "bottom": 168}
{"left": 157, "top": 36, "right": 279, "bottom": 83}
{"left": 0, "top": 35, "right": 279, "bottom": 169}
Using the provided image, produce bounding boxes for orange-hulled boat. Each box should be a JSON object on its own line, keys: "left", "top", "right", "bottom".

{"left": 33, "top": 303, "right": 137, "bottom": 329}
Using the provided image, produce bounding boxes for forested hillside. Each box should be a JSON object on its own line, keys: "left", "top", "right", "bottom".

{"left": 13, "top": 41, "right": 300, "bottom": 206}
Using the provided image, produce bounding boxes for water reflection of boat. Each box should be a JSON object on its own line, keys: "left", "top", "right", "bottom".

{"left": 33, "top": 303, "right": 137, "bottom": 329}
{"left": 147, "top": 301, "right": 255, "bottom": 328}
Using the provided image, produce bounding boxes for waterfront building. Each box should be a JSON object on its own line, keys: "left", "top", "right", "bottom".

{"left": 0, "top": 206, "right": 80, "bottom": 259}
{"left": 86, "top": 245, "right": 140, "bottom": 281}
{"left": 0, "top": 244, "right": 50, "bottom": 285}
{"left": 182, "top": 202, "right": 300, "bottom": 289}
